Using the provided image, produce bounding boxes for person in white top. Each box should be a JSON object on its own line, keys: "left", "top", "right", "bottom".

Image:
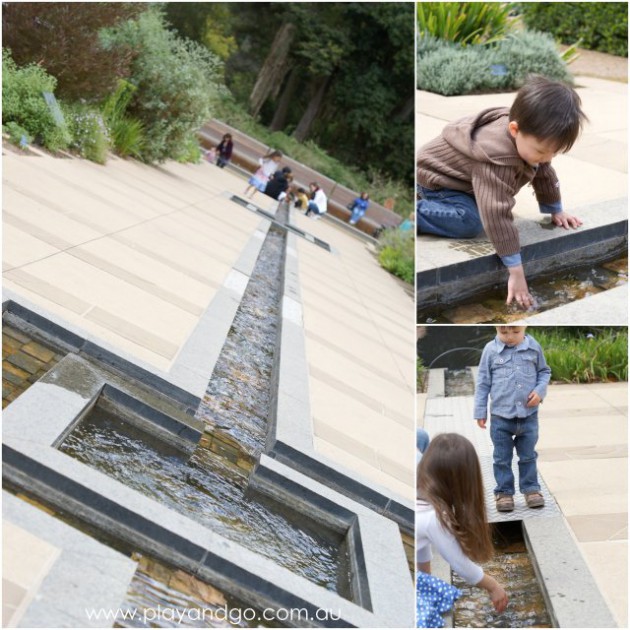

{"left": 305, "top": 182, "right": 327, "bottom": 219}
{"left": 244, "top": 150, "right": 283, "bottom": 199}
{"left": 416, "top": 433, "right": 508, "bottom": 624}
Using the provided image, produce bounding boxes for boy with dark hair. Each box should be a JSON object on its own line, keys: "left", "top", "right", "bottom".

{"left": 417, "top": 76, "right": 588, "bottom": 308}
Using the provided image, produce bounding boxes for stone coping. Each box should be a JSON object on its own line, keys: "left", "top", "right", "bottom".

{"left": 267, "top": 209, "right": 414, "bottom": 533}
{"left": 2, "top": 353, "right": 413, "bottom": 627}
{"left": 3, "top": 491, "right": 138, "bottom": 628}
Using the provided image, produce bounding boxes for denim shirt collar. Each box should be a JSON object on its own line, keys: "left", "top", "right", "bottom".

{"left": 494, "top": 334, "right": 531, "bottom": 353}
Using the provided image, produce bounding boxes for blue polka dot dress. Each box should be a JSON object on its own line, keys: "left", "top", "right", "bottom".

{"left": 416, "top": 571, "right": 461, "bottom": 628}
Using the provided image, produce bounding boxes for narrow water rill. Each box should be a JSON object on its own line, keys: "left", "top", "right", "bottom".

{"left": 418, "top": 255, "right": 627, "bottom": 323}
{"left": 59, "top": 217, "right": 353, "bottom": 602}
{"left": 444, "top": 368, "right": 474, "bottom": 397}
{"left": 452, "top": 522, "right": 552, "bottom": 628}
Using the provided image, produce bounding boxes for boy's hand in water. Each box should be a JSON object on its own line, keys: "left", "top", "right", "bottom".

{"left": 477, "top": 419, "right": 487, "bottom": 429}
{"left": 506, "top": 265, "right": 534, "bottom": 309}
{"left": 552, "top": 211, "right": 583, "bottom": 230}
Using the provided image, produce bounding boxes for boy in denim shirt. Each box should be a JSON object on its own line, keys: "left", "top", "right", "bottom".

{"left": 475, "top": 326, "right": 551, "bottom": 511}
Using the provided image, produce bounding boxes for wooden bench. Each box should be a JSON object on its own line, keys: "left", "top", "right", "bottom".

{"left": 198, "top": 120, "right": 402, "bottom": 237}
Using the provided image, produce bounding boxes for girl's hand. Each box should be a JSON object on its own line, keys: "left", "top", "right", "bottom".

{"left": 477, "top": 419, "right": 487, "bottom": 429}
{"left": 489, "top": 584, "right": 508, "bottom": 613}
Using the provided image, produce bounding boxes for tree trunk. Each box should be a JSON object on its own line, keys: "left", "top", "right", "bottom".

{"left": 292, "top": 74, "right": 332, "bottom": 142}
{"left": 249, "top": 22, "right": 296, "bottom": 118}
{"left": 269, "top": 68, "right": 298, "bottom": 131}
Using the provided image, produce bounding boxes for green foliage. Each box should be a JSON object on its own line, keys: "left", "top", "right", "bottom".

{"left": 3, "top": 121, "right": 32, "bottom": 147}
{"left": 534, "top": 328, "right": 628, "bottom": 383}
{"left": 101, "top": 8, "right": 223, "bottom": 163}
{"left": 214, "top": 96, "right": 412, "bottom": 214}
{"left": 417, "top": 2, "right": 514, "bottom": 45}
{"left": 377, "top": 228, "right": 414, "bottom": 284}
{"left": 518, "top": 2, "right": 628, "bottom": 57}
{"left": 101, "top": 80, "right": 145, "bottom": 158}
{"left": 66, "top": 104, "right": 110, "bottom": 164}
{"left": 2, "top": 3, "right": 144, "bottom": 101}
{"left": 2, "top": 48, "right": 71, "bottom": 151}
{"left": 417, "top": 31, "right": 572, "bottom": 96}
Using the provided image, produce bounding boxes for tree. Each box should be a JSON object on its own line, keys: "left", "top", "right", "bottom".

{"left": 2, "top": 3, "right": 144, "bottom": 101}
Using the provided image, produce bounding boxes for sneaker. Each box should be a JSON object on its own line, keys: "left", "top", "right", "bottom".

{"left": 525, "top": 492, "right": 545, "bottom": 508}
{"left": 495, "top": 494, "right": 514, "bottom": 512}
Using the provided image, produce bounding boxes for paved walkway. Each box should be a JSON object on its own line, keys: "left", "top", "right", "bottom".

{"left": 418, "top": 376, "right": 627, "bottom": 626}
{"left": 2, "top": 143, "right": 415, "bottom": 501}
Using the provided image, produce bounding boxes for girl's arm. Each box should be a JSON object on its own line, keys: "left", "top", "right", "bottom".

{"left": 477, "top": 574, "right": 508, "bottom": 613}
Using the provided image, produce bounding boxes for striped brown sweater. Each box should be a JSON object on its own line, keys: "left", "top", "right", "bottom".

{"left": 417, "top": 107, "right": 561, "bottom": 257}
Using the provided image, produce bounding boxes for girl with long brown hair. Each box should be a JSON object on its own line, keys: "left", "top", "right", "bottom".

{"left": 416, "top": 433, "right": 507, "bottom": 626}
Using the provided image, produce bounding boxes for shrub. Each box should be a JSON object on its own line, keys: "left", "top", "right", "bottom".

{"left": 2, "top": 48, "right": 71, "bottom": 151}
{"left": 377, "top": 227, "right": 414, "bottom": 284}
{"left": 518, "top": 2, "right": 628, "bottom": 57}
{"left": 417, "top": 31, "right": 572, "bottom": 96}
{"left": 2, "top": 3, "right": 145, "bottom": 101}
{"left": 3, "top": 121, "right": 32, "bottom": 147}
{"left": 101, "top": 79, "right": 145, "bottom": 158}
{"left": 101, "top": 8, "right": 223, "bottom": 163}
{"left": 417, "top": 2, "right": 514, "bottom": 45}
{"left": 535, "top": 328, "right": 628, "bottom": 383}
{"left": 66, "top": 104, "right": 110, "bottom": 164}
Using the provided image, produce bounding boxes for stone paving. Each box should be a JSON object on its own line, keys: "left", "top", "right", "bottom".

{"left": 2, "top": 142, "right": 416, "bottom": 626}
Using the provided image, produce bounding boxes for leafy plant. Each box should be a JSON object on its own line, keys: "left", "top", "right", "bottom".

{"left": 101, "top": 79, "right": 145, "bottom": 158}
{"left": 417, "top": 2, "right": 514, "bottom": 46}
{"left": 2, "top": 48, "right": 71, "bottom": 151}
{"left": 66, "top": 104, "right": 110, "bottom": 164}
{"left": 417, "top": 31, "right": 572, "bottom": 96}
{"left": 101, "top": 7, "right": 223, "bottom": 163}
{"left": 517, "top": 2, "right": 628, "bottom": 57}
{"left": 534, "top": 328, "right": 628, "bottom": 383}
{"left": 3, "top": 121, "right": 32, "bottom": 147}
{"left": 2, "top": 3, "right": 145, "bottom": 101}
{"left": 377, "top": 227, "right": 414, "bottom": 284}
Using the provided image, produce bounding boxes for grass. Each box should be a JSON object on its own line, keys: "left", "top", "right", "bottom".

{"left": 533, "top": 327, "right": 628, "bottom": 383}
{"left": 213, "top": 96, "right": 412, "bottom": 216}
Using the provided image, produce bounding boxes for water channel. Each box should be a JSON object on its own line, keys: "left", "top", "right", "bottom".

{"left": 453, "top": 522, "right": 552, "bottom": 628}
{"left": 59, "top": 219, "right": 353, "bottom": 613}
{"left": 418, "top": 256, "right": 627, "bottom": 324}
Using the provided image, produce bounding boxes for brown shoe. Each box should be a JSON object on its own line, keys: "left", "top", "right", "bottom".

{"left": 496, "top": 494, "right": 514, "bottom": 512}
{"left": 525, "top": 492, "right": 545, "bottom": 508}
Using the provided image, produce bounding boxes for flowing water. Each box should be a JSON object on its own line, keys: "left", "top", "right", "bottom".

{"left": 444, "top": 368, "right": 474, "bottom": 397}
{"left": 61, "top": 408, "right": 345, "bottom": 594}
{"left": 418, "top": 256, "right": 627, "bottom": 324}
{"left": 453, "top": 522, "right": 552, "bottom": 628}
{"left": 60, "top": 219, "right": 352, "bottom": 605}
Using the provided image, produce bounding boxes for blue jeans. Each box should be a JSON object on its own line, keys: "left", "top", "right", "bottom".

{"left": 416, "top": 186, "right": 483, "bottom": 238}
{"left": 305, "top": 201, "right": 323, "bottom": 216}
{"left": 490, "top": 412, "right": 541, "bottom": 495}
{"left": 349, "top": 206, "right": 366, "bottom": 224}
{"left": 417, "top": 428, "right": 430, "bottom": 454}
